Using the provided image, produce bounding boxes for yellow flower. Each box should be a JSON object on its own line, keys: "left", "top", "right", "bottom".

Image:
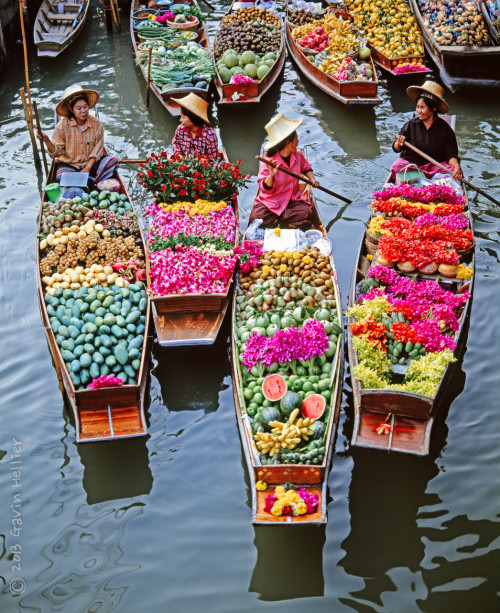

{"left": 256, "top": 480, "right": 267, "bottom": 491}
{"left": 456, "top": 264, "right": 473, "bottom": 280}
{"left": 275, "top": 486, "right": 285, "bottom": 496}
{"left": 302, "top": 255, "right": 312, "bottom": 264}
{"left": 262, "top": 265, "right": 271, "bottom": 274}
{"left": 367, "top": 254, "right": 374, "bottom": 261}
{"left": 274, "top": 228, "right": 281, "bottom": 236}
{"left": 279, "top": 264, "right": 288, "bottom": 272}
{"left": 296, "top": 502, "right": 308, "bottom": 515}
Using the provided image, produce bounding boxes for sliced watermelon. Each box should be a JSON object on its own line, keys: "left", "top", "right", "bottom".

{"left": 262, "top": 374, "right": 287, "bottom": 402}
{"left": 302, "top": 393, "right": 326, "bottom": 420}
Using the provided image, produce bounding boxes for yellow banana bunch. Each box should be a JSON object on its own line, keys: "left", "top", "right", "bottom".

{"left": 255, "top": 409, "right": 316, "bottom": 456}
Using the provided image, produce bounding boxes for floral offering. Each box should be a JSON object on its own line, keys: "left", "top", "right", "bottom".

{"left": 372, "top": 184, "right": 467, "bottom": 207}
{"left": 264, "top": 485, "right": 319, "bottom": 517}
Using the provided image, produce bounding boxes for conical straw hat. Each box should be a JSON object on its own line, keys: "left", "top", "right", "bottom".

{"left": 264, "top": 114, "right": 303, "bottom": 150}
{"left": 172, "top": 93, "right": 211, "bottom": 125}
{"left": 56, "top": 84, "right": 100, "bottom": 117}
{"left": 406, "top": 80, "right": 449, "bottom": 114}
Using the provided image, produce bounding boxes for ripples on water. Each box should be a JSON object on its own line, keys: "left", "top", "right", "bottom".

{"left": 0, "top": 3, "right": 500, "bottom": 611}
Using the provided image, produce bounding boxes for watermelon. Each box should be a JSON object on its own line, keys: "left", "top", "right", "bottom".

{"left": 258, "top": 406, "right": 282, "bottom": 427}
{"left": 262, "top": 374, "right": 287, "bottom": 402}
{"left": 302, "top": 394, "right": 326, "bottom": 420}
{"left": 280, "top": 391, "right": 302, "bottom": 418}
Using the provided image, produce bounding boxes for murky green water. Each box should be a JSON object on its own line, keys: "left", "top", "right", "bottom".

{"left": 1, "top": 2, "right": 500, "bottom": 611}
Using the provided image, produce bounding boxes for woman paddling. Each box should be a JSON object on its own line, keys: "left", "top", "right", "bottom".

{"left": 171, "top": 93, "right": 219, "bottom": 158}
{"left": 250, "top": 114, "right": 320, "bottom": 228}
{"left": 391, "top": 81, "right": 464, "bottom": 182}
{"left": 37, "top": 84, "right": 119, "bottom": 186}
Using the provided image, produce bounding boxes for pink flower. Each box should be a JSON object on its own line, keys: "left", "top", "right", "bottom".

{"left": 88, "top": 376, "right": 124, "bottom": 389}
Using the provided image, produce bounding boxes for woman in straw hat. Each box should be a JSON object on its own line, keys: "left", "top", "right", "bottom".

{"left": 391, "top": 81, "right": 463, "bottom": 181}
{"left": 250, "top": 114, "right": 319, "bottom": 228}
{"left": 171, "top": 93, "right": 219, "bottom": 158}
{"left": 37, "top": 85, "right": 119, "bottom": 187}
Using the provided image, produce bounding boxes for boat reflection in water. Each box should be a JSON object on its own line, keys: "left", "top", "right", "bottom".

{"left": 249, "top": 526, "right": 326, "bottom": 600}
{"left": 79, "top": 438, "right": 153, "bottom": 505}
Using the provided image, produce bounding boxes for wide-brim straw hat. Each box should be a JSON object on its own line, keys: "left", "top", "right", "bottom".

{"left": 173, "top": 93, "right": 211, "bottom": 125}
{"left": 406, "top": 80, "right": 449, "bottom": 114}
{"left": 56, "top": 84, "right": 100, "bottom": 117}
{"left": 264, "top": 113, "right": 303, "bottom": 151}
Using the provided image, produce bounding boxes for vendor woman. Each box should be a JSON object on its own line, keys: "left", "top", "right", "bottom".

{"left": 171, "top": 93, "right": 219, "bottom": 158}
{"left": 392, "top": 81, "right": 463, "bottom": 182}
{"left": 250, "top": 114, "right": 320, "bottom": 228}
{"left": 38, "top": 84, "right": 119, "bottom": 185}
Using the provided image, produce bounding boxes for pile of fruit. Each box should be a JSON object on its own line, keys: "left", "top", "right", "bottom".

{"left": 214, "top": 7, "right": 282, "bottom": 76}
{"left": 287, "top": 7, "right": 316, "bottom": 27}
{"left": 234, "top": 244, "right": 342, "bottom": 466}
{"left": 39, "top": 186, "right": 148, "bottom": 391}
{"left": 291, "top": 13, "right": 365, "bottom": 77}
{"left": 418, "top": 0, "right": 491, "bottom": 46}
{"left": 345, "top": 0, "right": 425, "bottom": 58}
{"left": 215, "top": 49, "right": 278, "bottom": 83}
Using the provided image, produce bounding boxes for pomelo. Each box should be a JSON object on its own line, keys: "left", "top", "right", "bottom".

{"left": 224, "top": 53, "right": 239, "bottom": 69}
{"left": 244, "top": 63, "right": 258, "bottom": 78}
{"left": 230, "top": 66, "right": 245, "bottom": 76}
{"left": 218, "top": 67, "right": 231, "bottom": 83}
{"left": 241, "top": 50, "right": 257, "bottom": 65}
{"left": 358, "top": 46, "right": 371, "bottom": 60}
{"left": 302, "top": 393, "right": 326, "bottom": 420}
{"left": 257, "top": 64, "right": 270, "bottom": 79}
{"left": 262, "top": 374, "right": 288, "bottom": 402}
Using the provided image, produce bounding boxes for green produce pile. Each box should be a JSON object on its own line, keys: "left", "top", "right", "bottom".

{"left": 45, "top": 283, "right": 147, "bottom": 390}
{"left": 216, "top": 49, "right": 278, "bottom": 83}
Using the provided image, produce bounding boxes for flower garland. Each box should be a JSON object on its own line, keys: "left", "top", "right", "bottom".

{"left": 378, "top": 235, "right": 460, "bottom": 267}
{"left": 88, "top": 375, "right": 124, "bottom": 389}
{"left": 241, "top": 319, "right": 329, "bottom": 371}
{"left": 158, "top": 199, "right": 227, "bottom": 217}
{"left": 264, "top": 486, "right": 319, "bottom": 517}
{"left": 230, "top": 73, "right": 254, "bottom": 84}
{"left": 393, "top": 63, "right": 429, "bottom": 74}
{"left": 149, "top": 232, "right": 233, "bottom": 253}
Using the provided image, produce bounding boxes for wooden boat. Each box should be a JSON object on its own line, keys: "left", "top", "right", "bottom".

{"left": 285, "top": 4, "right": 382, "bottom": 105}
{"left": 213, "top": 0, "right": 286, "bottom": 107}
{"left": 145, "top": 160, "right": 239, "bottom": 346}
{"left": 34, "top": 0, "right": 90, "bottom": 58}
{"left": 480, "top": 0, "right": 500, "bottom": 45}
{"left": 408, "top": 0, "right": 500, "bottom": 91}
{"left": 130, "top": 0, "right": 213, "bottom": 116}
{"left": 37, "top": 149, "right": 151, "bottom": 442}
{"left": 231, "top": 188, "right": 344, "bottom": 525}
{"left": 347, "top": 117, "right": 474, "bottom": 456}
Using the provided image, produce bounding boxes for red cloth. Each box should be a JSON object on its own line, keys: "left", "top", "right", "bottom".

{"left": 171, "top": 125, "right": 218, "bottom": 157}
{"left": 391, "top": 157, "right": 455, "bottom": 180}
{"left": 254, "top": 150, "right": 312, "bottom": 216}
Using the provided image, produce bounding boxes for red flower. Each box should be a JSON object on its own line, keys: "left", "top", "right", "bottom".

{"left": 180, "top": 189, "right": 186, "bottom": 196}
{"left": 161, "top": 185, "right": 166, "bottom": 191}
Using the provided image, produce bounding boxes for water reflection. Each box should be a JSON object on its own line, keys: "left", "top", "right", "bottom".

{"left": 250, "top": 526, "right": 326, "bottom": 600}
{"left": 339, "top": 450, "right": 440, "bottom": 607}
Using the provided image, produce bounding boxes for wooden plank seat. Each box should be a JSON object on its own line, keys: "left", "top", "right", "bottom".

{"left": 47, "top": 12, "right": 80, "bottom": 21}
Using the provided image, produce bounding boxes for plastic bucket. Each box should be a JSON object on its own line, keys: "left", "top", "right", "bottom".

{"left": 45, "top": 183, "right": 61, "bottom": 202}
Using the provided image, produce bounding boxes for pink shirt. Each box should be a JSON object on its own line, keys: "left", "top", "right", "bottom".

{"left": 255, "top": 150, "right": 312, "bottom": 216}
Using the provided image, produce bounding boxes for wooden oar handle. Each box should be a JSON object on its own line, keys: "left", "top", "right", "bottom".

{"left": 119, "top": 159, "right": 147, "bottom": 164}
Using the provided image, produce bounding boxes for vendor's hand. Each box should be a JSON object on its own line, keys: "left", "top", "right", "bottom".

{"left": 310, "top": 177, "right": 320, "bottom": 188}
{"left": 395, "top": 134, "right": 406, "bottom": 150}
{"left": 452, "top": 166, "right": 464, "bottom": 181}
{"left": 37, "top": 131, "right": 47, "bottom": 142}
{"left": 266, "top": 157, "right": 279, "bottom": 179}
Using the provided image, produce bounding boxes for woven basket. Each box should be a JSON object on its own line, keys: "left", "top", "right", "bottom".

{"left": 166, "top": 16, "right": 199, "bottom": 31}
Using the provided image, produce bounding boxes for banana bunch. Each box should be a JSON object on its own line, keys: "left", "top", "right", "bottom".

{"left": 254, "top": 409, "right": 315, "bottom": 456}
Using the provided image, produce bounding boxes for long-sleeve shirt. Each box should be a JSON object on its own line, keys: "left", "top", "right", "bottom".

{"left": 254, "top": 149, "right": 312, "bottom": 216}
{"left": 171, "top": 125, "right": 219, "bottom": 157}
{"left": 392, "top": 115, "right": 460, "bottom": 167}
{"left": 51, "top": 114, "right": 104, "bottom": 169}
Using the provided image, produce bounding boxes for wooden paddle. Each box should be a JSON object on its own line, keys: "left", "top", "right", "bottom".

{"left": 33, "top": 100, "right": 49, "bottom": 176}
{"left": 403, "top": 141, "right": 500, "bottom": 207}
{"left": 120, "top": 159, "right": 147, "bottom": 164}
{"left": 255, "top": 156, "right": 352, "bottom": 204}
{"left": 146, "top": 48, "right": 153, "bottom": 106}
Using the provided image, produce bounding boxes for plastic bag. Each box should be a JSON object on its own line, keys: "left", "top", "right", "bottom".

{"left": 246, "top": 218, "right": 265, "bottom": 241}
{"left": 96, "top": 178, "right": 121, "bottom": 192}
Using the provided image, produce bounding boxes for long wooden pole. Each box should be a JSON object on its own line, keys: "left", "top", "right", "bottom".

{"left": 120, "top": 159, "right": 147, "bottom": 164}
{"left": 404, "top": 141, "right": 500, "bottom": 207}
{"left": 33, "top": 101, "right": 49, "bottom": 177}
{"left": 18, "top": 0, "right": 33, "bottom": 118}
{"left": 109, "top": 0, "right": 121, "bottom": 31}
{"left": 146, "top": 48, "right": 153, "bottom": 106}
{"left": 20, "top": 88, "right": 41, "bottom": 166}
{"left": 256, "top": 155, "right": 352, "bottom": 204}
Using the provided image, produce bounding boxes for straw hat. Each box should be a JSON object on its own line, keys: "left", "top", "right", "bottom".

{"left": 264, "top": 114, "right": 303, "bottom": 151}
{"left": 406, "top": 80, "right": 449, "bottom": 114}
{"left": 56, "top": 84, "right": 100, "bottom": 117}
{"left": 173, "top": 93, "right": 210, "bottom": 125}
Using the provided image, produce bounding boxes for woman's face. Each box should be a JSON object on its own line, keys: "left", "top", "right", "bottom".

{"left": 416, "top": 97, "right": 434, "bottom": 122}
{"left": 287, "top": 133, "right": 299, "bottom": 153}
{"left": 71, "top": 99, "right": 89, "bottom": 122}
{"left": 180, "top": 109, "right": 196, "bottom": 131}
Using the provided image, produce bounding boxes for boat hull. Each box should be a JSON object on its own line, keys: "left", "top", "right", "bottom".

{"left": 34, "top": 0, "right": 90, "bottom": 58}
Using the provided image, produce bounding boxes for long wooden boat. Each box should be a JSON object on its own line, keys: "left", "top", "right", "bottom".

{"left": 232, "top": 187, "right": 344, "bottom": 525}
{"left": 34, "top": 0, "right": 90, "bottom": 58}
{"left": 130, "top": 0, "right": 213, "bottom": 116}
{"left": 408, "top": 0, "right": 500, "bottom": 90}
{"left": 37, "top": 148, "right": 151, "bottom": 442}
{"left": 213, "top": 0, "right": 286, "bottom": 107}
{"left": 347, "top": 117, "right": 474, "bottom": 456}
{"left": 145, "top": 157, "right": 239, "bottom": 346}
{"left": 285, "top": 4, "right": 381, "bottom": 105}
{"left": 480, "top": 0, "right": 500, "bottom": 44}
